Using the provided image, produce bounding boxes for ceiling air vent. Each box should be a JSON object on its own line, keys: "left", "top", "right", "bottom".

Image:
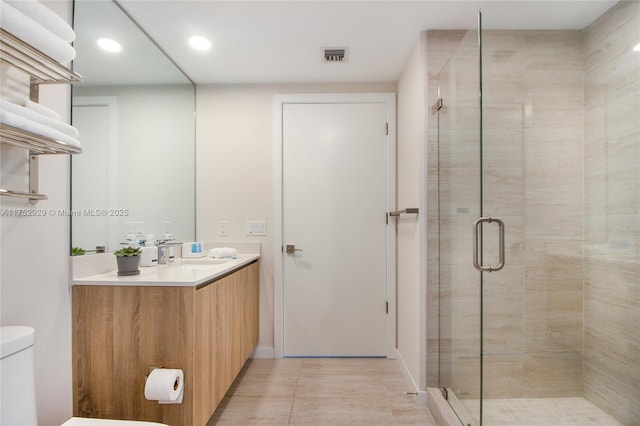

{"left": 323, "top": 47, "right": 348, "bottom": 63}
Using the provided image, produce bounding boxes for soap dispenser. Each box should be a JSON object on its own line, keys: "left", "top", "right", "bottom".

{"left": 162, "top": 221, "right": 176, "bottom": 261}
{"left": 140, "top": 246, "right": 158, "bottom": 267}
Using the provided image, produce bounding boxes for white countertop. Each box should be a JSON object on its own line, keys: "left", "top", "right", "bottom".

{"left": 72, "top": 253, "right": 260, "bottom": 287}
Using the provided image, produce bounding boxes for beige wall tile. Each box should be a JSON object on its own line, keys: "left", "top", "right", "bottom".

{"left": 523, "top": 352, "right": 582, "bottom": 397}
{"left": 482, "top": 167, "right": 525, "bottom": 216}
{"left": 524, "top": 314, "right": 583, "bottom": 352}
{"left": 482, "top": 130, "right": 524, "bottom": 170}
{"left": 524, "top": 69, "right": 584, "bottom": 97}
{"left": 584, "top": 326, "right": 639, "bottom": 391}
{"left": 524, "top": 265, "right": 584, "bottom": 315}
{"left": 482, "top": 355, "right": 524, "bottom": 399}
{"left": 438, "top": 264, "right": 480, "bottom": 317}
{"left": 524, "top": 31, "right": 584, "bottom": 71}
{"left": 445, "top": 356, "right": 481, "bottom": 399}
{"left": 483, "top": 314, "right": 524, "bottom": 354}
{"left": 483, "top": 265, "right": 525, "bottom": 316}
{"left": 481, "top": 31, "right": 524, "bottom": 50}
{"left": 583, "top": 361, "right": 640, "bottom": 426}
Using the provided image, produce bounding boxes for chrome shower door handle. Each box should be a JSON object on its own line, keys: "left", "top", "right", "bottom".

{"left": 472, "top": 216, "right": 505, "bottom": 272}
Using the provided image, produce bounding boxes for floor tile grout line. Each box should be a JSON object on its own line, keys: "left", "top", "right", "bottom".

{"left": 287, "top": 368, "right": 302, "bottom": 425}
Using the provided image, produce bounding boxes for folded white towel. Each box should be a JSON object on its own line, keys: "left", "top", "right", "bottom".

{"left": 5, "top": 0, "right": 75, "bottom": 42}
{"left": 208, "top": 248, "right": 238, "bottom": 258}
{"left": 1, "top": 100, "right": 78, "bottom": 138}
{"left": 0, "top": 109, "right": 81, "bottom": 149}
{"left": 25, "top": 99, "right": 61, "bottom": 121}
{"left": 0, "top": 0, "right": 76, "bottom": 64}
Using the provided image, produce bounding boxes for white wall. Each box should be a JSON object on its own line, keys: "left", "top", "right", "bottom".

{"left": 396, "top": 35, "right": 428, "bottom": 390}
{"left": 195, "top": 83, "right": 396, "bottom": 354}
{"left": 0, "top": 2, "right": 74, "bottom": 424}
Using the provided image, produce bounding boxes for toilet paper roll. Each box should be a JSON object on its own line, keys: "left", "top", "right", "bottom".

{"left": 144, "top": 368, "right": 184, "bottom": 404}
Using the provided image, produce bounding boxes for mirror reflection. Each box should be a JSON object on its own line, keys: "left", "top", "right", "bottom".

{"left": 71, "top": 0, "right": 195, "bottom": 253}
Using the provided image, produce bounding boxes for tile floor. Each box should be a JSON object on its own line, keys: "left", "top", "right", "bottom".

{"left": 460, "top": 397, "right": 623, "bottom": 425}
{"left": 206, "top": 358, "right": 437, "bottom": 425}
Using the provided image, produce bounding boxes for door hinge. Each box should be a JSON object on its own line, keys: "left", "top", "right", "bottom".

{"left": 385, "top": 301, "right": 389, "bottom": 314}
{"left": 385, "top": 122, "right": 389, "bottom": 135}
{"left": 432, "top": 98, "right": 443, "bottom": 114}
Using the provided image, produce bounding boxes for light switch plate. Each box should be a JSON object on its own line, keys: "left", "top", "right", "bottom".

{"left": 219, "top": 220, "right": 229, "bottom": 236}
{"left": 246, "top": 220, "right": 267, "bottom": 236}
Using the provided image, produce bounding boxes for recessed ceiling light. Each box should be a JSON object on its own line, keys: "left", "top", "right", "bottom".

{"left": 633, "top": 43, "right": 640, "bottom": 52}
{"left": 189, "top": 35, "right": 211, "bottom": 51}
{"left": 97, "top": 37, "right": 121, "bottom": 53}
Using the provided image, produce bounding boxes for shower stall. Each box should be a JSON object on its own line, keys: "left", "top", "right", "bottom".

{"left": 432, "top": 2, "right": 639, "bottom": 425}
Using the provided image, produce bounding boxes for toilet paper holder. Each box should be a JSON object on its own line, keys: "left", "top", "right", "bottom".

{"left": 144, "top": 366, "right": 184, "bottom": 404}
{"left": 147, "top": 366, "right": 181, "bottom": 389}
{"left": 148, "top": 366, "right": 163, "bottom": 375}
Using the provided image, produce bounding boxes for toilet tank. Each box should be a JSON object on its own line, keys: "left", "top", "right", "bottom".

{"left": 1, "top": 326, "right": 38, "bottom": 426}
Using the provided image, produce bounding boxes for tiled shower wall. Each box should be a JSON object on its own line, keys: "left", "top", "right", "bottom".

{"left": 427, "top": 3, "right": 639, "bottom": 425}
{"left": 582, "top": 2, "right": 640, "bottom": 425}
{"left": 484, "top": 29, "right": 586, "bottom": 399}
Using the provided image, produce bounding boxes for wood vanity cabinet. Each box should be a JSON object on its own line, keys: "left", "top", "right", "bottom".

{"left": 72, "top": 260, "right": 260, "bottom": 425}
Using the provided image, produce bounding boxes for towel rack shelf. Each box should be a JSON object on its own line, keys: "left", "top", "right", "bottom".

{"left": 0, "top": 29, "right": 82, "bottom": 84}
{"left": 0, "top": 188, "right": 48, "bottom": 201}
{"left": 0, "top": 28, "right": 82, "bottom": 203}
{"left": 1, "top": 124, "right": 82, "bottom": 154}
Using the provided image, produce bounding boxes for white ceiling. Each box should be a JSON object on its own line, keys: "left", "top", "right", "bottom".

{"left": 91, "top": 0, "right": 618, "bottom": 85}
{"left": 74, "top": 0, "right": 190, "bottom": 85}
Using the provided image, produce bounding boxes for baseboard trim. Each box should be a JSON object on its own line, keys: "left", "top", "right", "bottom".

{"left": 251, "top": 346, "right": 275, "bottom": 359}
{"left": 395, "top": 348, "right": 419, "bottom": 393}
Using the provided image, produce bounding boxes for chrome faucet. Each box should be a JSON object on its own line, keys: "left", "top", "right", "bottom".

{"left": 156, "top": 240, "right": 181, "bottom": 264}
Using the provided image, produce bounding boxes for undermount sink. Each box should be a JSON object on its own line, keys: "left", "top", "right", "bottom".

{"left": 182, "top": 257, "right": 230, "bottom": 265}
{"left": 181, "top": 258, "right": 230, "bottom": 271}
{"left": 181, "top": 263, "right": 220, "bottom": 271}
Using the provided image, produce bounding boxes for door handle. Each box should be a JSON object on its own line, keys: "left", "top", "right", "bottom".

{"left": 285, "top": 244, "right": 303, "bottom": 254}
{"left": 472, "top": 216, "right": 505, "bottom": 272}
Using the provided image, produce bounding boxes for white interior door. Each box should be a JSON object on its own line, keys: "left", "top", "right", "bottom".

{"left": 71, "top": 104, "right": 110, "bottom": 250}
{"left": 281, "top": 98, "right": 394, "bottom": 357}
{"left": 72, "top": 97, "right": 118, "bottom": 251}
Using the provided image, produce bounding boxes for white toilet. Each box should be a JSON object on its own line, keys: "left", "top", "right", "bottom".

{"left": 0, "top": 326, "right": 167, "bottom": 426}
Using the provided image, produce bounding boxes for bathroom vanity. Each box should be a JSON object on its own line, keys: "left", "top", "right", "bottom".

{"left": 71, "top": 254, "right": 260, "bottom": 425}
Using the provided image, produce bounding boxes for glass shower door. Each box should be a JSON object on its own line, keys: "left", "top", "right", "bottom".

{"left": 437, "top": 26, "right": 483, "bottom": 426}
{"left": 440, "top": 3, "right": 639, "bottom": 425}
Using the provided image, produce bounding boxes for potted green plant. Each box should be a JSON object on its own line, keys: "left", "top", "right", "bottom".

{"left": 114, "top": 246, "right": 142, "bottom": 276}
{"left": 71, "top": 247, "right": 86, "bottom": 256}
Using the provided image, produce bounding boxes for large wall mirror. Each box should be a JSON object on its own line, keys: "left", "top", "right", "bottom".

{"left": 71, "top": 0, "right": 195, "bottom": 253}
